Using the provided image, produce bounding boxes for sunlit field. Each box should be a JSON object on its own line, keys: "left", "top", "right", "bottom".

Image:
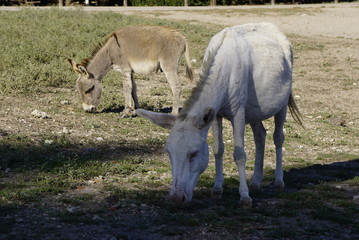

{"left": 0, "top": 8, "right": 358, "bottom": 240}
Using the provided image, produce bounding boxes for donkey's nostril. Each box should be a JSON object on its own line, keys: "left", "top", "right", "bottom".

{"left": 170, "top": 193, "right": 187, "bottom": 207}
{"left": 85, "top": 106, "right": 96, "bottom": 113}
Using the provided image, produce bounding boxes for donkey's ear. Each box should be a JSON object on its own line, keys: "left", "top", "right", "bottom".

{"left": 193, "top": 108, "right": 215, "bottom": 130}
{"left": 67, "top": 58, "right": 80, "bottom": 74}
{"left": 67, "top": 58, "right": 90, "bottom": 78}
{"left": 77, "top": 65, "right": 91, "bottom": 78}
{"left": 136, "top": 109, "right": 176, "bottom": 129}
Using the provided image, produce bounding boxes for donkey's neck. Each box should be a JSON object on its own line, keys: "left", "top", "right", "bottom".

{"left": 187, "top": 64, "right": 229, "bottom": 119}
{"left": 87, "top": 47, "right": 112, "bottom": 81}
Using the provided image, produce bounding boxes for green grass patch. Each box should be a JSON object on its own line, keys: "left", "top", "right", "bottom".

{"left": 0, "top": 8, "right": 217, "bottom": 96}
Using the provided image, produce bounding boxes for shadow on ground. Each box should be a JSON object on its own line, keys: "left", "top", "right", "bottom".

{"left": 0, "top": 133, "right": 163, "bottom": 172}
{"left": 284, "top": 158, "right": 359, "bottom": 189}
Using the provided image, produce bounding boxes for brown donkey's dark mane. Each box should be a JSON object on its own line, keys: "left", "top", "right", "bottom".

{"left": 80, "top": 33, "right": 115, "bottom": 67}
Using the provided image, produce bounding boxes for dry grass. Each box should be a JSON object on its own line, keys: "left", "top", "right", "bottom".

{"left": 0, "top": 8, "right": 358, "bottom": 240}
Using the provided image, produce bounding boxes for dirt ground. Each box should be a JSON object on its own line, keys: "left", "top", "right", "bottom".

{"left": 0, "top": 3, "right": 358, "bottom": 240}
{"left": 95, "top": 3, "right": 359, "bottom": 39}
{"left": 1, "top": 3, "right": 359, "bottom": 38}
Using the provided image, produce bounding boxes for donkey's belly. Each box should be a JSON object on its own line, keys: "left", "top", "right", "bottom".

{"left": 245, "top": 91, "right": 290, "bottom": 124}
{"left": 131, "top": 60, "right": 158, "bottom": 74}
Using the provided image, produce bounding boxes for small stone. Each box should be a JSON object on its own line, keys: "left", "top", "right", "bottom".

{"left": 15, "top": 218, "right": 23, "bottom": 223}
{"left": 44, "top": 140, "right": 54, "bottom": 145}
{"left": 67, "top": 207, "right": 79, "bottom": 213}
{"left": 353, "top": 195, "right": 359, "bottom": 204}
{"left": 191, "top": 59, "right": 197, "bottom": 63}
{"left": 96, "top": 137, "right": 104, "bottom": 142}
{"left": 60, "top": 100, "right": 70, "bottom": 105}
{"left": 62, "top": 127, "right": 70, "bottom": 134}
{"left": 294, "top": 95, "right": 301, "bottom": 100}
{"left": 92, "top": 215, "right": 102, "bottom": 220}
{"left": 31, "top": 110, "right": 49, "bottom": 119}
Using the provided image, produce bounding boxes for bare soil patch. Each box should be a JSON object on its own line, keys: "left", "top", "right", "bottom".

{"left": 80, "top": 3, "right": 359, "bottom": 39}
{"left": 0, "top": 4, "right": 358, "bottom": 240}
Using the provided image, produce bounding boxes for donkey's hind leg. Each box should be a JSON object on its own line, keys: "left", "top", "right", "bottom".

{"left": 131, "top": 71, "right": 140, "bottom": 109}
{"left": 162, "top": 63, "right": 181, "bottom": 115}
{"left": 122, "top": 71, "right": 136, "bottom": 117}
{"left": 273, "top": 105, "right": 288, "bottom": 192}
{"left": 249, "top": 121, "right": 266, "bottom": 192}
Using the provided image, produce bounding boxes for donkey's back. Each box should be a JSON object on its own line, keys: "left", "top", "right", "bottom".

{"left": 113, "top": 26, "right": 192, "bottom": 76}
{"left": 228, "top": 23, "right": 293, "bottom": 123}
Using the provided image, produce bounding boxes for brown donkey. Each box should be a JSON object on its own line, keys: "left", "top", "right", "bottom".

{"left": 68, "top": 25, "right": 194, "bottom": 116}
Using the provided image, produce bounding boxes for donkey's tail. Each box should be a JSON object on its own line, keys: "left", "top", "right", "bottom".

{"left": 288, "top": 93, "right": 303, "bottom": 127}
{"left": 184, "top": 40, "right": 194, "bottom": 82}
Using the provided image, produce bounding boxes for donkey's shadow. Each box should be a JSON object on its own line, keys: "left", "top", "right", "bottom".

{"left": 283, "top": 158, "right": 359, "bottom": 190}
{"left": 100, "top": 106, "right": 174, "bottom": 114}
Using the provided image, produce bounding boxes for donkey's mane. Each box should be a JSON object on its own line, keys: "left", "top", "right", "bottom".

{"left": 80, "top": 33, "right": 115, "bottom": 67}
{"left": 178, "top": 30, "right": 228, "bottom": 120}
{"left": 178, "top": 55, "right": 213, "bottom": 120}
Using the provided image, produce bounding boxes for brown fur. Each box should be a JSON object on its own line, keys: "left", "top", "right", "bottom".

{"left": 69, "top": 25, "right": 194, "bottom": 115}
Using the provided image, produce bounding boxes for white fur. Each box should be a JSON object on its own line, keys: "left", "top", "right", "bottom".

{"left": 137, "top": 23, "right": 294, "bottom": 207}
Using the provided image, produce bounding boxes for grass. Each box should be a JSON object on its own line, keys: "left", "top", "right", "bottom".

{"left": 0, "top": 8, "right": 218, "bottom": 96}
{"left": 0, "top": 8, "right": 358, "bottom": 240}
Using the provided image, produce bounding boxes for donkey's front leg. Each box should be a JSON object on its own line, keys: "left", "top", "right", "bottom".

{"left": 122, "top": 71, "right": 136, "bottom": 117}
{"left": 211, "top": 115, "right": 224, "bottom": 199}
{"left": 232, "top": 111, "right": 252, "bottom": 208}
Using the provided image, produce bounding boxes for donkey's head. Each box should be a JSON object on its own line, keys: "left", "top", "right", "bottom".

{"left": 68, "top": 59, "right": 102, "bottom": 113}
{"left": 136, "top": 108, "right": 215, "bottom": 207}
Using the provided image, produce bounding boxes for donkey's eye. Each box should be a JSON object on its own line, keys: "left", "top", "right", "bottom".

{"left": 85, "top": 85, "right": 95, "bottom": 94}
{"left": 188, "top": 151, "right": 199, "bottom": 162}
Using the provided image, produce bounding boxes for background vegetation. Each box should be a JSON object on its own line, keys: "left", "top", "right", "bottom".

{"left": 1, "top": 0, "right": 355, "bottom": 6}
{"left": 0, "top": 8, "right": 358, "bottom": 240}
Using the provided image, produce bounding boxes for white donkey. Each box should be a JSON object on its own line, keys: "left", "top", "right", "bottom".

{"left": 68, "top": 25, "right": 193, "bottom": 116}
{"left": 136, "top": 23, "right": 302, "bottom": 208}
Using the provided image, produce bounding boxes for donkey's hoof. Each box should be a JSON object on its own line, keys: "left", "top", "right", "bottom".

{"left": 239, "top": 196, "right": 252, "bottom": 208}
{"left": 249, "top": 183, "right": 261, "bottom": 193}
{"left": 170, "top": 111, "right": 179, "bottom": 116}
{"left": 274, "top": 182, "right": 285, "bottom": 192}
{"left": 121, "top": 109, "right": 136, "bottom": 118}
{"left": 211, "top": 188, "right": 223, "bottom": 199}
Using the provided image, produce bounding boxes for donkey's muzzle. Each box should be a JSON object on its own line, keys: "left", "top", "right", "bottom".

{"left": 170, "top": 190, "right": 188, "bottom": 208}
{"left": 82, "top": 104, "right": 97, "bottom": 113}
